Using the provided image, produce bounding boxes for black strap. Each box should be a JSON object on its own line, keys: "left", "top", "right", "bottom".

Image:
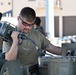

{"left": 29, "top": 64, "right": 39, "bottom": 74}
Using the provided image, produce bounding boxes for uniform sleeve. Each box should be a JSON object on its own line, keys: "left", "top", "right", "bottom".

{"left": 2, "top": 41, "right": 11, "bottom": 54}
{"left": 39, "top": 33, "right": 50, "bottom": 49}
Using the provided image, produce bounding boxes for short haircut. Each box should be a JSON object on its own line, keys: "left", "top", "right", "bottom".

{"left": 34, "top": 17, "right": 41, "bottom": 26}
{"left": 19, "top": 7, "right": 36, "bottom": 22}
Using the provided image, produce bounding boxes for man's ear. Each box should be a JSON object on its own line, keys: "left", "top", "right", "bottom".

{"left": 17, "top": 16, "right": 20, "bottom": 20}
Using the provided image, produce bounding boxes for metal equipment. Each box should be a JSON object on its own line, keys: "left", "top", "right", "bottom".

{"left": 0, "top": 60, "right": 23, "bottom": 75}
{"left": 39, "top": 43, "right": 76, "bottom": 75}
{"left": 39, "top": 56, "right": 76, "bottom": 75}
{"left": 62, "top": 43, "right": 76, "bottom": 56}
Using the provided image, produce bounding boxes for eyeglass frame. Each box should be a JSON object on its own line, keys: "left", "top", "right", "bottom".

{"left": 19, "top": 17, "right": 35, "bottom": 27}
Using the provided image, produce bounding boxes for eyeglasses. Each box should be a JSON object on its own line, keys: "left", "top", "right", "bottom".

{"left": 19, "top": 17, "right": 34, "bottom": 27}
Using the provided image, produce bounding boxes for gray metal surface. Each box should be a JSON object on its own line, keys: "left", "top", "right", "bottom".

{"left": 0, "top": 60, "right": 23, "bottom": 75}
{"left": 39, "top": 56, "right": 76, "bottom": 75}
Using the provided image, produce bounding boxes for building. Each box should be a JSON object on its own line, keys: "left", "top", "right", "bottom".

{"left": 0, "top": 0, "right": 46, "bottom": 17}
{"left": 0, "top": 0, "right": 12, "bottom": 17}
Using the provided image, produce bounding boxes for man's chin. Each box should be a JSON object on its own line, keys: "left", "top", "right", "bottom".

{"left": 23, "top": 30, "right": 29, "bottom": 33}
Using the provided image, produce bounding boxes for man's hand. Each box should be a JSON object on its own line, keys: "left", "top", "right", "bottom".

{"left": 11, "top": 31, "right": 19, "bottom": 43}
